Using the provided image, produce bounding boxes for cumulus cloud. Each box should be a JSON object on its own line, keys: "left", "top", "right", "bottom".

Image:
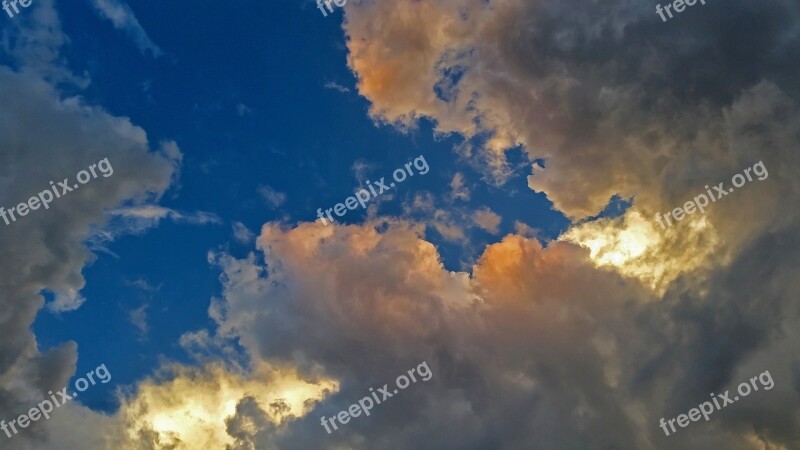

{"left": 162, "top": 217, "right": 794, "bottom": 449}
{"left": 339, "top": 0, "right": 800, "bottom": 291}
{"left": 114, "top": 363, "right": 337, "bottom": 449}
{"left": 343, "top": 0, "right": 800, "bottom": 219}
{"left": 208, "top": 0, "right": 800, "bottom": 447}
{"left": 22, "top": 362, "right": 338, "bottom": 450}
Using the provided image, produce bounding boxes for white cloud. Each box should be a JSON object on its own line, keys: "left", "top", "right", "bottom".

{"left": 91, "top": 0, "right": 163, "bottom": 57}
{"left": 49, "top": 288, "right": 87, "bottom": 313}
{"left": 124, "top": 278, "right": 160, "bottom": 293}
{"left": 324, "top": 81, "right": 351, "bottom": 93}
{"left": 128, "top": 304, "right": 149, "bottom": 335}
{"left": 232, "top": 221, "right": 256, "bottom": 244}
{"left": 110, "top": 205, "right": 220, "bottom": 224}
{"left": 258, "top": 185, "right": 287, "bottom": 208}
{"left": 102, "top": 205, "right": 221, "bottom": 238}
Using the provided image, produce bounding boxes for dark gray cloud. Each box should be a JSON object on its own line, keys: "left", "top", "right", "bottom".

{"left": 0, "top": 2, "right": 178, "bottom": 447}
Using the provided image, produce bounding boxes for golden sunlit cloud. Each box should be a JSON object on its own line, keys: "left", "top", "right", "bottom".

{"left": 561, "top": 210, "right": 720, "bottom": 294}
{"left": 119, "top": 362, "right": 338, "bottom": 449}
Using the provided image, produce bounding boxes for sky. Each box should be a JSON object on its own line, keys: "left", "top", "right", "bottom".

{"left": 0, "top": 0, "right": 798, "bottom": 449}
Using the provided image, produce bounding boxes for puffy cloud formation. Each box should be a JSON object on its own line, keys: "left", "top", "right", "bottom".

{"left": 115, "top": 363, "right": 338, "bottom": 449}
{"left": 344, "top": 0, "right": 799, "bottom": 215}
{"left": 24, "top": 362, "right": 338, "bottom": 450}
{"left": 171, "top": 217, "right": 795, "bottom": 449}
{"left": 161, "top": 0, "right": 800, "bottom": 447}
{"left": 343, "top": 0, "right": 800, "bottom": 290}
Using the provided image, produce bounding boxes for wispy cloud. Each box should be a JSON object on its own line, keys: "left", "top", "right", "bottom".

{"left": 128, "top": 304, "right": 149, "bottom": 336}
{"left": 236, "top": 103, "right": 253, "bottom": 117}
{"left": 232, "top": 222, "right": 255, "bottom": 244}
{"left": 258, "top": 185, "right": 287, "bottom": 208}
{"left": 324, "top": 81, "right": 351, "bottom": 93}
{"left": 449, "top": 172, "right": 470, "bottom": 201}
{"left": 91, "top": 206, "right": 222, "bottom": 247}
{"left": 110, "top": 205, "right": 221, "bottom": 225}
{"left": 91, "top": 0, "right": 163, "bottom": 57}
{"left": 124, "top": 278, "right": 161, "bottom": 293}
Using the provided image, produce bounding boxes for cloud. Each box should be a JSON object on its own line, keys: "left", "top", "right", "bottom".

{"left": 324, "top": 81, "right": 351, "bottom": 93}
{"left": 128, "top": 304, "right": 149, "bottom": 335}
{"left": 48, "top": 288, "right": 87, "bottom": 313}
{"left": 236, "top": 103, "right": 254, "bottom": 116}
{"left": 351, "top": 159, "right": 376, "bottom": 185}
{"left": 449, "top": 172, "right": 470, "bottom": 201}
{"left": 472, "top": 207, "right": 501, "bottom": 234}
{"left": 91, "top": 0, "right": 163, "bottom": 57}
{"left": 233, "top": 221, "right": 256, "bottom": 244}
{"left": 342, "top": 0, "right": 799, "bottom": 221}
{"left": 403, "top": 192, "right": 466, "bottom": 242}
{"left": 124, "top": 278, "right": 160, "bottom": 293}
{"left": 258, "top": 185, "right": 288, "bottom": 209}
{"left": 114, "top": 362, "right": 337, "bottom": 449}
{"left": 110, "top": 205, "right": 221, "bottom": 224}
{"left": 176, "top": 218, "right": 797, "bottom": 449}
{"left": 26, "top": 361, "right": 338, "bottom": 450}
{"left": 0, "top": 5, "right": 179, "bottom": 446}
{"left": 99, "top": 205, "right": 221, "bottom": 241}
{"left": 0, "top": 64, "right": 179, "bottom": 445}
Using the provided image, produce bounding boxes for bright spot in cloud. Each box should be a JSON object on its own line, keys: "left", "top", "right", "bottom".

{"left": 120, "top": 363, "right": 338, "bottom": 449}
{"left": 562, "top": 210, "right": 719, "bottom": 293}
